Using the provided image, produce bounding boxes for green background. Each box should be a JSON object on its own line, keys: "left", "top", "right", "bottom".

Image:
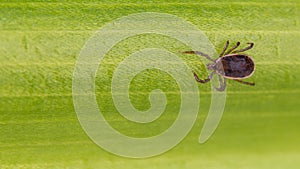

{"left": 1, "top": 0, "right": 299, "bottom": 168}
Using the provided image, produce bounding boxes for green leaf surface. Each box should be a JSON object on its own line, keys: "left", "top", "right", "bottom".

{"left": 1, "top": 0, "right": 300, "bottom": 169}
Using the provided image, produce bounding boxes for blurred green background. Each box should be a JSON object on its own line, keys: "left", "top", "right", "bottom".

{"left": 0, "top": 0, "right": 299, "bottom": 169}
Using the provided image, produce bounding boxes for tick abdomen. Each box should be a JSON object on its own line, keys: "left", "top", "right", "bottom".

{"left": 217, "top": 54, "right": 255, "bottom": 79}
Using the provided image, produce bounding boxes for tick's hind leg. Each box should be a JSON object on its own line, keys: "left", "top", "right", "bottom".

{"left": 183, "top": 51, "right": 215, "bottom": 62}
{"left": 232, "top": 42, "right": 254, "bottom": 53}
{"left": 214, "top": 75, "right": 226, "bottom": 91}
{"left": 234, "top": 79, "right": 255, "bottom": 86}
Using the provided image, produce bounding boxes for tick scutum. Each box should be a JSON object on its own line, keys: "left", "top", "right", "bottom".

{"left": 217, "top": 54, "right": 255, "bottom": 79}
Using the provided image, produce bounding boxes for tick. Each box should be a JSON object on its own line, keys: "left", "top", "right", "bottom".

{"left": 184, "top": 40, "right": 255, "bottom": 91}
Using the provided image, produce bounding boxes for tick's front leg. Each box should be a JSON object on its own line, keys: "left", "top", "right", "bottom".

{"left": 224, "top": 42, "right": 240, "bottom": 55}
{"left": 193, "top": 72, "right": 211, "bottom": 83}
{"left": 232, "top": 42, "right": 254, "bottom": 53}
{"left": 183, "top": 51, "right": 215, "bottom": 62}
{"left": 219, "top": 40, "right": 229, "bottom": 57}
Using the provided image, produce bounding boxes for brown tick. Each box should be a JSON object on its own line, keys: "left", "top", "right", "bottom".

{"left": 184, "top": 40, "right": 255, "bottom": 91}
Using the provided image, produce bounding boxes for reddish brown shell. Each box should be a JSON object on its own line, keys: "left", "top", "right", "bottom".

{"left": 216, "top": 54, "right": 255, "bottom": 79}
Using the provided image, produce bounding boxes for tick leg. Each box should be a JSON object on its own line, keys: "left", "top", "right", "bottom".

{"left": 224, "top": 42, "right": 241, "bottom": 55}
{"left": 214, "top": 75, "right": 226, "bottom": 91}
{"left": 232, "top": 42, "right": 254, "bottom": 53}
{"left": 234, "top": 79, "right": 255, "bottom": 86}
{"left": 219, "top": 40, "right": 229, "bottom": 57}
{"left": 183, "top": 51, "right": 215, "bottom": 62}
{"left": 193, "top": 71, "right": 214, "bottom": 83}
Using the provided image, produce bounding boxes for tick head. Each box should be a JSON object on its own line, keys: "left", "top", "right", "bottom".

{"left": 206, "top": 63, "right": 216, "bottom": 71}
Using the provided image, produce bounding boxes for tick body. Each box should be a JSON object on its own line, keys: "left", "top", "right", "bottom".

{"left": 215, "top": 54, "right": 255, "bottom": 79}
{"left": 184, "top": 41, "right": 255, "bottom": 91}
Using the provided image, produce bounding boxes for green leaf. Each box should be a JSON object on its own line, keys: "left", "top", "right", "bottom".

{"left": 1, "top": 1, "right": 299, "bottom": 168}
